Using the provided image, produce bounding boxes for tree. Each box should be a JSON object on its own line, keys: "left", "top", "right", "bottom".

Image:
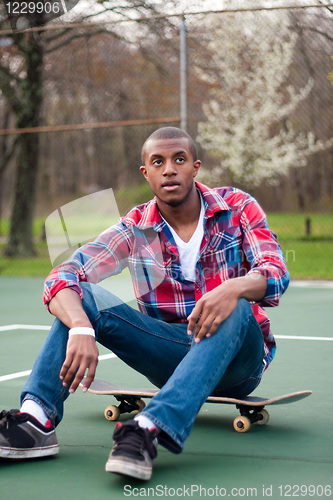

{"left": 0, "top": 0, "right": 179, "bottom": 256}
{"left": 285, "top": 6, "right": 333, "bottom": 210}
{"left": 196, "top": 10, "right": 333, "bottom": 189}
{"left": 329, "top": 57, "right": 333, "bottom": 86}
{"left": 0, "top": 10, "right": 44, "bottom": 255}
{"left": 39, "top": 31, "right": 182, "bottom": 195}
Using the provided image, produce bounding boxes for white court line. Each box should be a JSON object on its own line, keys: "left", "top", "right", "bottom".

{"left": 0, "top": 353, "right": 117, "bottom": 383}
{"left": 275, "top": 335, "right": 333, "bottom": 341}
{"left": 290, "top": 280, "right": 333, "bottom": 289}
{"left": 0, "top": 324, "right": 50, "bottom": 332}
{"left": 0, "top": 325, "right": 332, "bottom": 383}
{"left": 0, "top": 370, "right": 32, "bottom": 382}
{"left": 99, "top": 354, "right": 117, "bottom": 361}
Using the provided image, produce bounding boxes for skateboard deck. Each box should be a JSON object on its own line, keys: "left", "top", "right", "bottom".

{"left": 83, "top": 378, "right": 312, "bottom": 433}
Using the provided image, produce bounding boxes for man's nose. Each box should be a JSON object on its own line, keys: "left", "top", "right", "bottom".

{"left": 163, "top": 160, "right": 176, "bottom": 175}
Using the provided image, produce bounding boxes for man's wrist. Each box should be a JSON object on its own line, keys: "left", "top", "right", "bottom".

{"left": 222, "top": 275, "right": 267, "bottom": 302}
{"left": 68, "top": 327, "right": 95, "bottom": 338}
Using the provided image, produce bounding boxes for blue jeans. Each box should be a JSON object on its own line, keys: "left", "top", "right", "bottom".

{"left": 21, "top": 282, "right": 265, "bottom": 453}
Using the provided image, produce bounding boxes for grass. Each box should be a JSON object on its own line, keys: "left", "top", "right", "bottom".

{"left": 0, "top": 212, "right": 332, "bottom": 279}
{"left": 0, "top": 243, "right": 52, "bottom": 277}
{"left": 266, "top": 213, "right": 333, "bottom": 280}
{"left": 279, "top": 241, "right": 332, "bottom": 280}
{"left": 266, "top": 213, "right": 333, "bottom": 241}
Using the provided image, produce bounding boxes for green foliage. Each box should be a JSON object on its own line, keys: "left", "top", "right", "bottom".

{"left": 115, "top": 183, "right": 154, "bottom": 215}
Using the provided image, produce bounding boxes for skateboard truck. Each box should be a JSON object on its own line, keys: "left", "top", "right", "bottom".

{"left": 233, "top": 404, "right": 269, "bottom": 432}
{"left": 104, "top": 396, "right": 146, "bottom": 421}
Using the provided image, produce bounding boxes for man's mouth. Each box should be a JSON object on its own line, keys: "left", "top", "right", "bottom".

{"left": 162, "top": 182, "right": 180, "bottom": 191}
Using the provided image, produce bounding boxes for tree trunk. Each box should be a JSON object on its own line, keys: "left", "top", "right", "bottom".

{"left": 5, "top": 132, "right": 40, "bottom": 256}
{"left": 4, "top": 34, "right": 44, "bottom": 257}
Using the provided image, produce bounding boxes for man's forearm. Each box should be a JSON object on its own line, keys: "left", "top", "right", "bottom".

{"left": 48, "top": 287, "right": 93, "bottom": 329}
{"left": 225, "top": 273, "right": 268, "bottom": 302}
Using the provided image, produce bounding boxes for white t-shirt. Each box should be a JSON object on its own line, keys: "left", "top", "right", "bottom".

{"left": 163, "top": 195, "right": 205, "bottom": 282}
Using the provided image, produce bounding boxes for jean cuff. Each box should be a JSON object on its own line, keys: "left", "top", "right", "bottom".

{"left": 141, "top": 411, "right": 183, "bottom": 454}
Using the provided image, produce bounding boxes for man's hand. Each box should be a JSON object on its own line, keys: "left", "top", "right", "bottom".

{"left": 48, "top": 288, "right": 99, "bottom": 392}
{"left": 187, "top": 274, "right": 267, "bottom": 343}
{"left": 60, "top": 335, "right": 99, "bottom": 393}
{"left": 187, "top": 282, "right": 238, "bottom": 343}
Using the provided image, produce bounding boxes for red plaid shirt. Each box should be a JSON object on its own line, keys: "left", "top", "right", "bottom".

{"left": 44, "top": 182, "right": 289, "bottom": 367}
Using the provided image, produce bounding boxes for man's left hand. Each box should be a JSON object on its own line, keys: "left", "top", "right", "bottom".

{"left": 187, "top": 274, "right": 267, "bottom": 343}
{"left": 187, "top": 282, "right": 238, "bottom": 343}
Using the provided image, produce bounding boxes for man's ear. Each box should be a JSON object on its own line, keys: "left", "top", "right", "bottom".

{"left": 193, "top": 160, "right": 201, "bottom": 178}
{"left": 140, "top": 165, "right": 148, "bottom": 181}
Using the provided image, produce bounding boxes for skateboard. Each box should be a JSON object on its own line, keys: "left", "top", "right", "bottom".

{"left": 83, "top": 378, "right": 312, "bottom": 433}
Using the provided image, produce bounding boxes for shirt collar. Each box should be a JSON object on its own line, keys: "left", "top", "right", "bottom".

{"left": 124, "top": 181, "right": 231, "bottom": 231}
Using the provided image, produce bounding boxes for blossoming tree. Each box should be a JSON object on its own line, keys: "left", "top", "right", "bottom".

{"left": 196, "top": 11, "right": 333, "bottom": 187}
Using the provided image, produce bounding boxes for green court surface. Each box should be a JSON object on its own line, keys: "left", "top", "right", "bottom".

{"left": 0, "top": 277, "right": 332, "bottom": 499}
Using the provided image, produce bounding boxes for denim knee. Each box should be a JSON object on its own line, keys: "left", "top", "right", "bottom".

{"left": 212, "top": 298, "right": 253, "bottom": 338}
{"left": 236, "top": 297, "right": 252, "bottom": 318}
{"left": 80, "top": 282, "right": 122, "bottom": 314}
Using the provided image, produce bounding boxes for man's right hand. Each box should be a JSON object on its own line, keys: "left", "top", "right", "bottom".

{"left": 60, "top": 334, "right": 99, "bottom": 393}
{"left": 48, "top": 287, "right": 99, "bottom": 393}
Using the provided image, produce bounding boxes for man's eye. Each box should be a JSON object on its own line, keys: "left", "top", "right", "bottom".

{"left": 175, "top": 157, "right": 185, "bottom": 163}
{"left": 153, "top": 160, "right": 163, "bottom": 166}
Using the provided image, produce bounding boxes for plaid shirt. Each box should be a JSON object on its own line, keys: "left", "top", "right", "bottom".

{"left": 44, "top": 182, "right": 289, "bottom": 367}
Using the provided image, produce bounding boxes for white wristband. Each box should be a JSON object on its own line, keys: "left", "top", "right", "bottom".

{"left": 68, "top": 327, "right": 95, "bottom": 338}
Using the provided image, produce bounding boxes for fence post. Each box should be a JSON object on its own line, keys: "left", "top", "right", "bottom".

{"left": 180, "top": 16, "right": 187, "bottom": 132}
{"left": 305, "top": 216, "right": 311, "bottom": 237}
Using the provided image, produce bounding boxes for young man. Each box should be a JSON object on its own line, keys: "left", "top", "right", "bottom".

{"left": 0, "top": 127, "right": 289, "bottom": 480}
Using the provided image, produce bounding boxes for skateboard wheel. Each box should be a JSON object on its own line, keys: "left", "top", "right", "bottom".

{"left": 233, "top": 416, "right": 251, "bottom": 433}
{"left": 257, "top": 409, "right": 269, "bottom": 425}
{"left": 132, "top": 398, "right": 146, "bottom": 415}
{"left": 104, "top": 405, "right": 120, "bottom": 421}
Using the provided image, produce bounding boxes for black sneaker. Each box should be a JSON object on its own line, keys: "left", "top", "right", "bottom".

{"left": 105, "top": 420, "right": 158, "bottom": 480}
{"left": 0, "top": 409, "right": 59, "bottom": 460}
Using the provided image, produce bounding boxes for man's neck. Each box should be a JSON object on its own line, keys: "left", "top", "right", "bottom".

{"left": 158, "top": 189, "right": 202, "bottom": 242}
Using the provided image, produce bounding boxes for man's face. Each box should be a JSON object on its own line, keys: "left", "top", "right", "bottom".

{"left": 140, "top": 138, "right": 201, "bottom": 208}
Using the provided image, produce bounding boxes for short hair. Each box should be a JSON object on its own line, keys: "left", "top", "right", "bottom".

{"left": 141, "top": 127, "right": 198, "bottom": 163}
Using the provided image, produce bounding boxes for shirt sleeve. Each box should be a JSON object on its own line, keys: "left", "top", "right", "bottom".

{"left": 43, "top": 222, "right": 132, "bottom": 307}
{"left": 240, "top": 195, "right": 290, "bottom": 307}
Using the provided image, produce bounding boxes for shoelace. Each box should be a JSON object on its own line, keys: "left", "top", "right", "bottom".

{"left": 113, "top": 424, "right": 157, "bottom": 460}
{"left": 0, "top": 409, "right": 26, "bottom": 430}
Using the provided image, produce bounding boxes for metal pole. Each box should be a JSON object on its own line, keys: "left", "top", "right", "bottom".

{"left": 180, "top": 16, "right": 187, "bottom": 132}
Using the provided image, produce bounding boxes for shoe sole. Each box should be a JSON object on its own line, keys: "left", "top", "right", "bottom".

{"left": 0, "top": 444, "right": 59, "bottom": 460}
{"left": 105, "top": 457, "right": 152, "bottom": 481}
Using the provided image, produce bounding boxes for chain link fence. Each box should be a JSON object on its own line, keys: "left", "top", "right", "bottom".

{"left": 0, "top": 2, "right": 332, "bottom": 278}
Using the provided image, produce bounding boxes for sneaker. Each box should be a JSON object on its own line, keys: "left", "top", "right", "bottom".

{"left": 0, "top": 409, "right": 59, "bottom": 460}
{"left": 105, "top": 420, "right": 158, "bottom": 481}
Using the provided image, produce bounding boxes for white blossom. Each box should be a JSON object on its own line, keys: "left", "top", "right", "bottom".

{"left": 196, "top": 12, "right": 333, "bottom": 187}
